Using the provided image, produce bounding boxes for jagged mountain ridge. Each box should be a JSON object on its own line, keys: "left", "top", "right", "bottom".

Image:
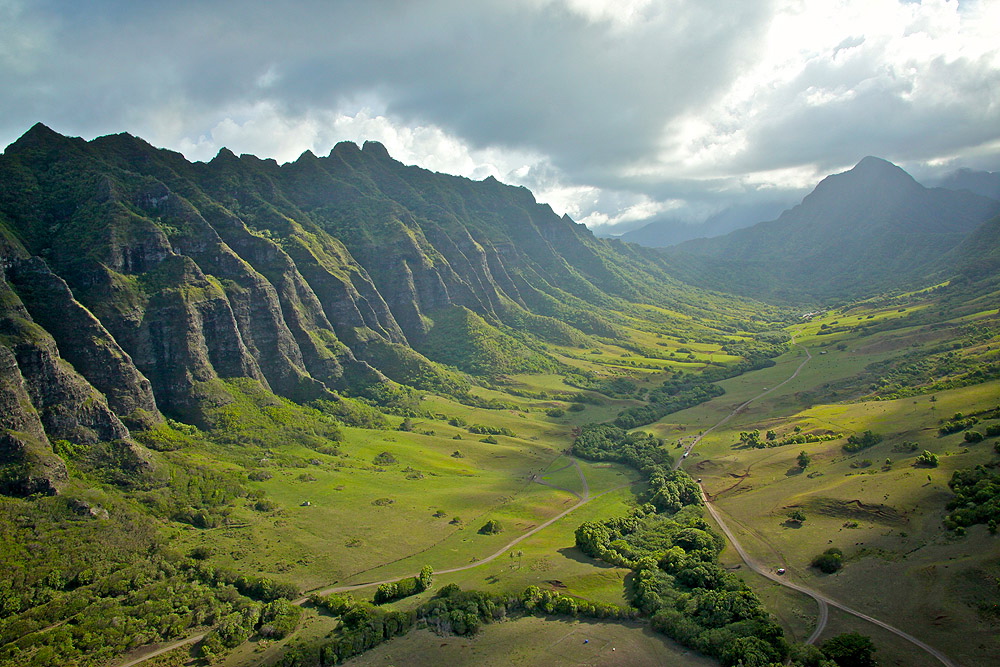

{"left": 0, "top": 123, "right": 757, "bottom": 493}
{"left": 663, "top": 157, "right": 1000, "bottom": 302}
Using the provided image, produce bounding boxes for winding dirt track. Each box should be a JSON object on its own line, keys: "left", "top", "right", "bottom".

{"left": 680, "top": 343, "right": 957, "bottom": 666}
{"left": 673, "top": 341, "right": 813, "bottom": 471}
{"left": 118, "top": 341, "right": 959, "bottom": 666}
{"left": 312, "top": 458, "right": 610, "bottom": 596}
{"left": 117, "top": 457, "right": 615, "bottom": 666}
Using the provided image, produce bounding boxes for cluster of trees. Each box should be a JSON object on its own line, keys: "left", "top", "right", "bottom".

{"left": 720, "top": 334, "right": 789, "bottom": 362}
{"left": 291, "top": 594, "right": 416, "bottom": 665}
{"left": 811, "top": 547, "right": 844, "bottom": 573}
{"left": 572, "top": 424, "right": 698, "bottom": 515}
{"left": 915, "top": 451, "right": 939, "bottom": 467}
{"left": 311, "top": 397, "right": 390, "bottom": 430}
{"left": 940, "top": 415, "right": 980, "bottom": 435}
{"left": 567, "top": 421, "right": 875, "bottom": 667}
{"left": 467, "top": 424, "right": 516, "bottom": 437}
{"left": 613, "top": 377, "right": 725, "bottom": 429}
{"left": 0, "top": 523, "right": 299, "bottom": 667}
{"left": 478, "top": 520, "right": 503, "bottom": 535}
{"left": 571, "top": 424, "right": 673, "bottom": 470}
{"left": 739, "top": 429, "right": 840, "bottom": 450}
{"left": 945, "top": 465, "right": 1000, "bottom": 532}
{"left": 623, "top": 516, "right": 787, "bottom": 664}
{"left": 200, "top": 597, "right": 302, "bottom": 659}
{"left": 575, "top": 515, "right": 645, "bottom": 568}
{"left": 373, "top": 566, "right": 433, "bottom": 604}
{"left": 293, "top": 582, "right": 637, "bottom": 665}
{"left": 569, "top": 423, "right": 791, "bottom": 665}
{"left": 0, "top": 473, "right": 308, "bottom": 667}
{"left": 647, "top": 468, "right": 703, "bottom": 513}
{"left": 860, "top": 344, "right": 1000, "bottom": 401}
{"left": 186, "top": 563, "right": 299, "bottom": 602}
{"left": 843, "top": 430, "right": 883, "bottom": 453}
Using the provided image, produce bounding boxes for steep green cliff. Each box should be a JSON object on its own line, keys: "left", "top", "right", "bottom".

{"left": 0, "top": 123, "right": 757, "bottom": 494}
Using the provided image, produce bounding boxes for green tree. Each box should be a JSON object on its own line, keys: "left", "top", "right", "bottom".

{"left": 811, "top": 548, "right": 843, "bottom": 574}
{"left": 821, "top": 632, "right": 878, "bottom": 667}
{"left": 478, "top": 519, "right": 503, "bottom": 535}
{"left": 797, "top": 451, "right": 811, "bottom": 468}
{"left": 417, "top": 565, "right": 433, "bottom": 591}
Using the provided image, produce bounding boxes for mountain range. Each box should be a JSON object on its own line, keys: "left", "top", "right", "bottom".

{"left": 616, "top": 200, "right": 793, "bottom": 247}
{"left": 661, "top": 156, "right": 1000, "bottom": 302}
{"left": 1, "top": 125, "right": 998, "bottom": 496}
{"left": 0, "top": 124, "right": 758, "bottom": 495}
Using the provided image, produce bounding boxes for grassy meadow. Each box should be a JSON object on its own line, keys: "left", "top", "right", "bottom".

{"left": 664, "top": 291, "right": 1000, "bottom": 666}
{"left": 12, "top": 284, "right": 996, "bottom": 667}
{"left": 235, "top": 291, "right": 996, "bottom": 666}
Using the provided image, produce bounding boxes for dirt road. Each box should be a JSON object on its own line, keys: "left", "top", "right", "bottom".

{"left": 681, "top": 343, "right": 956, "bottom": 666}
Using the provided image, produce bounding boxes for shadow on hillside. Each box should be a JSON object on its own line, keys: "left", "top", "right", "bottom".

{"left": 556, "top": 546, "right": 619, "bottom": 568}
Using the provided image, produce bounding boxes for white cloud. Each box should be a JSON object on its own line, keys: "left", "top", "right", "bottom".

{"left": 163, "top": 102, "right": 687, "bottom": 232}
{"left": 640, "top": 0, "right": 1000, "bottom": 186}
{"left": 1, "top": 1, "right": 997, "bottom": 233}
{"left": 547, "top": 0, "right": 657, "bottom": 27}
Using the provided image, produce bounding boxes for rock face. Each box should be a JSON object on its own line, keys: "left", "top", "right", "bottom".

{"left": 0, "top": 123, "right": 698, "bottom": 494}
{"left": 0, "top": 266, "right": 149, "bottom": 494}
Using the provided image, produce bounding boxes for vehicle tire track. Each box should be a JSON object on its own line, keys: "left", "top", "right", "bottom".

{"left": 673, "top": 341, "right": 813, "bottom": 471}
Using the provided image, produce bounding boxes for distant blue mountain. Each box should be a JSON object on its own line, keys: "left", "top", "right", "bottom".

{"left": 931, "top": 167, "right": 1000, "bottom": 201}
{"left": 663, "top": 157, "right": 1000, "bottom": 302}
{"left": 618, "top": 200, "right": 793, "bottom": 248}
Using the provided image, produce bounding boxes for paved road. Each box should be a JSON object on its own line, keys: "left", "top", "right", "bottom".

{"left": 680, "top": 342, "right": 957, "bottom": 666}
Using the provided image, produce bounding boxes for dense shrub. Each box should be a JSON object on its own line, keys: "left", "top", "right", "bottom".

{"left": 811, "top": 548, "right": 844, "bottom": 573}
{"left": 843, "top": 430, "right": 882, "bottom": 453}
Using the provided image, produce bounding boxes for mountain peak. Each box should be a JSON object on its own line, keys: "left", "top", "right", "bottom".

{"left": 846, "top": 156, "right": 917, "bottom": 182}
{"left": 5, "top": 122, "right": 76, "bottom": 155}
{"left": 361, "top": 140, "right": 391, "bottom": 160}
{"left": 814, "top": 155, "right": 922, "bottom": 196}
{"left": 854, "top": 155, "right": 895, "bottom": 170}
{"left": 210, "top": 147, "right": 239, "bottom": 164}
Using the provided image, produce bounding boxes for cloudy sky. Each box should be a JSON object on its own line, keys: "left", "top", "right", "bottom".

{"left": 2, "top": 0, "right": 998, "bottom": 233}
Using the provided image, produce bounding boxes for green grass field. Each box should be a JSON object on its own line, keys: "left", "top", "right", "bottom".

{"left": 658, "top": 288, "right": 1000, "bottom": 666}
{"left": 345, "top": 616, "right": 717, "bottom": 667}
{"left": 102, "top": 288, "right": 1000, "bottom": 667}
